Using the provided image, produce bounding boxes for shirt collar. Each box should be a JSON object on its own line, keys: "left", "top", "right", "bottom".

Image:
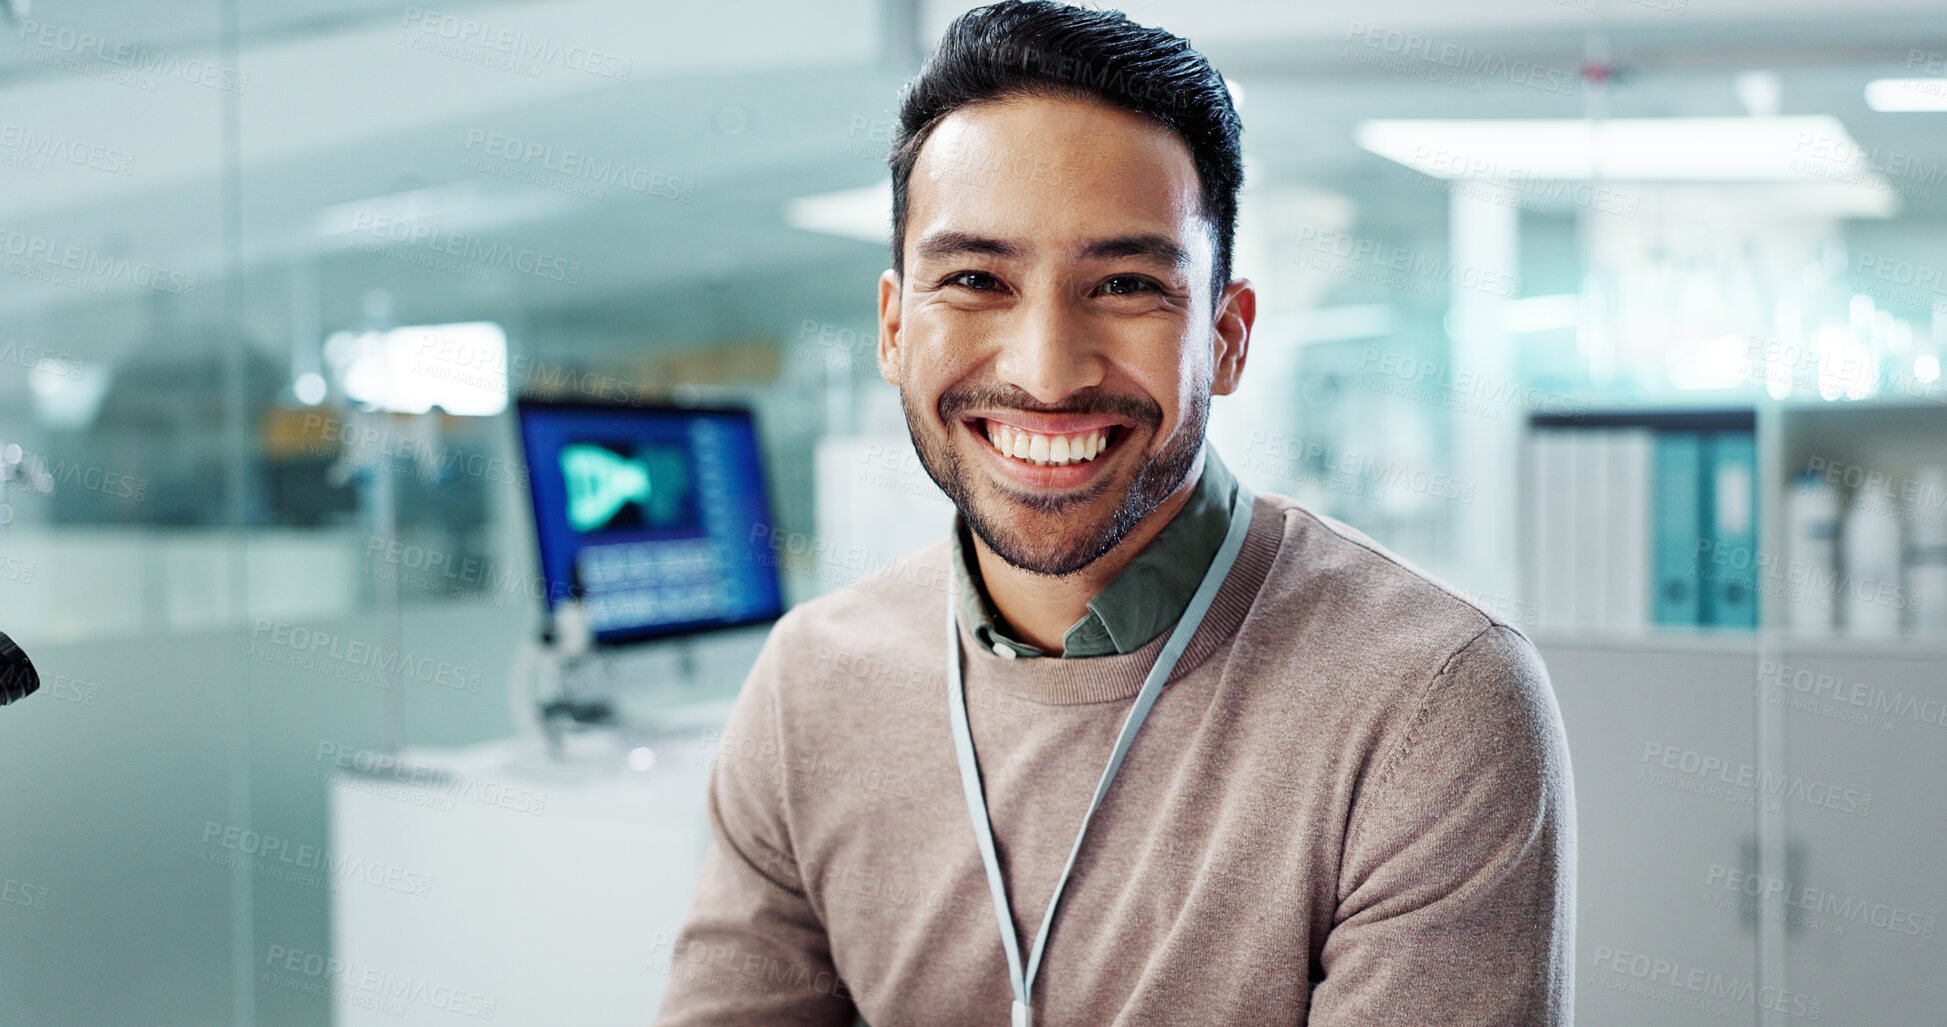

{"left": 949, "top": 444, "right": 1238, "bottom": 659}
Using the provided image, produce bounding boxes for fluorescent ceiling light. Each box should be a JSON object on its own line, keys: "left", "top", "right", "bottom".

{"left": 1864, "top": 78, "right": 1947, "bottom": 112}
{"left": 1356, "top": 116, "right": 1870, "bottom": 182}
{"left": 785, "top": 180, "right": 891, "bottom": 245}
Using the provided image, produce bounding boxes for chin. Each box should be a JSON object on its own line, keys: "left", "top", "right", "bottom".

{"left": 960, "top": 464, "right": 1132, "bottom": 576}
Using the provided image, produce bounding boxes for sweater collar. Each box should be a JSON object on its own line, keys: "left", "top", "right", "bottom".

{"left": 951, "top": 486, "right": 1282, "bottom": 706}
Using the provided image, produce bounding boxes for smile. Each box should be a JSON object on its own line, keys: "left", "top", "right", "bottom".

{"left": 976, "top": 419, "right": 1117, "bottom": 468}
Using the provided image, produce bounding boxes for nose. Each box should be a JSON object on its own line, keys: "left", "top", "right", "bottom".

{"left": 990, "top": 294, "right": 1105, "bottom": 404}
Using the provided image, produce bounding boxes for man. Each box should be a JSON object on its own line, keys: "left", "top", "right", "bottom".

{"left": 654, "top": 2, "right": 1575, "bottom": 1024}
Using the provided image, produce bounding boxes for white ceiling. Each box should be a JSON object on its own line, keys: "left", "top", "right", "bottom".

{"left": 1, "top": 0, "right": 1943, "bottom": 366}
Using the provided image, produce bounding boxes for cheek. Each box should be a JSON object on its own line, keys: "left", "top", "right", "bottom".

{"left": 902, "top": 319, "right": 985, "bottom": 397}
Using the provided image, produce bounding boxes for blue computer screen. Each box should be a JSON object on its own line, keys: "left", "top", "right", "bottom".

{"left": 517, "top": 399, "right": 785, "bottom": 645}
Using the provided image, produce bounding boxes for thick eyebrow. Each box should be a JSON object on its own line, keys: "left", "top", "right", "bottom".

{"left": 912, "top": 230, "right": 1023, "bottom": 264}
{"left": 1078, "top": 233, "right": 1193, "bottom": 272}
{"left": 911, "top": 230, "right": 1191, "bottom": 272}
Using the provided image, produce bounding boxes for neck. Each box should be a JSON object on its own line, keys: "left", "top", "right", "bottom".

{"left": 970, "top": 448, "right": 1206, "bottom": 654}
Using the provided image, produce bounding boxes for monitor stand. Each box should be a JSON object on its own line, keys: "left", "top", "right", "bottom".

{"left": 508, "top": 601, "right": 706, "bottom": 772}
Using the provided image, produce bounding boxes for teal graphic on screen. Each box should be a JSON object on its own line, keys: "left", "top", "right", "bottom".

{"left": 559, "top": 441, "right": 694, "bottom": 534}
{"left": 517, "top": 400, "right": 784, "bottom": 646}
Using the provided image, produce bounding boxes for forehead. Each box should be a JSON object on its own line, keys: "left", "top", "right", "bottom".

{"left": 905, "top": 94, "right": 1207, "bottom": 263}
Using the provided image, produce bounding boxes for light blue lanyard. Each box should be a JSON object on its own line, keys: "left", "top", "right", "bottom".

{"left": 944, "top": 481, "right": 1255, "bottom": 1027}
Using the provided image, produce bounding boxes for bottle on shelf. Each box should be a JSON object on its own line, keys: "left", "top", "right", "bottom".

{"left": 1907, "top": 465, "right": 1947, "bottom": 636}
{"left": 1841, "top": 493, "right": 1903, "bottom": 638}
{"left": 1784, "top": 469, "right": 1841, "bottom": 635}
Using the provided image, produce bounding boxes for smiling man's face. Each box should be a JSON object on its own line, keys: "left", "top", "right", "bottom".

{"left": 877, "top": 92, "right": 1249, "bottom": 577}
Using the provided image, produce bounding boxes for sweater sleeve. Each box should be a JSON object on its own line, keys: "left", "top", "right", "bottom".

{"left": 1308, "top": 623, "right": 1577, "bottom": 1026}
{"left": 651, "top": 622, "right": 862, "bottom": 1027}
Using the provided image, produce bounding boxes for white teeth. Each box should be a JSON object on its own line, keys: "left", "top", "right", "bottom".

{"left": 982, "top": 422, "right": 1113, "bottom": 467}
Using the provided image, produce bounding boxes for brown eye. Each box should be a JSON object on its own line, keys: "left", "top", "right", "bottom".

{"left": 944, "top": 271, "right": 1003, "bottom": 291}
{"left": 1101, "top": 275, "right": 1158, "bottom": 296}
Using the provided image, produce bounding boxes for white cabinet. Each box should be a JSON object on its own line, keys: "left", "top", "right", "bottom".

{"left": 1538, "top": 633, "right": 1947, "bottom": 1026}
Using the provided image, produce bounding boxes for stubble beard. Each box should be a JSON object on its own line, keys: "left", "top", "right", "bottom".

{"left": 901, "top": 380, "right": 1208, "bottom": 578}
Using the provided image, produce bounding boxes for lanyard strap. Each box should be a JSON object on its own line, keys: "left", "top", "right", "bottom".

{"left": 945, "top": 480, "right": 1255, "bottom": 1027}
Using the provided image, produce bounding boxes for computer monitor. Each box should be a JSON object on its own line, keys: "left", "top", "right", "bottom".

{"left": 516, "top": 397, "right": 785, "bottom": 647}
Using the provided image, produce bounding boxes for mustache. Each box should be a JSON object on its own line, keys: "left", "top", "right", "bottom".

{"left": 937, "top": 383, "right": 1161, "bottom": 427}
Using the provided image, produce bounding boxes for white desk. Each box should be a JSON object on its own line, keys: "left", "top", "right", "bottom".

{"left": 327, "top": 727, "right": 719, "bottom": 1026}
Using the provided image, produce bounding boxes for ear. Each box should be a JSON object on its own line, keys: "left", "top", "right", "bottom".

{"left": 876, "top": 268, "right": 903, "bottom": 388}
{"left": 1211, "top": 277, "right": 1254, "bottom": 396}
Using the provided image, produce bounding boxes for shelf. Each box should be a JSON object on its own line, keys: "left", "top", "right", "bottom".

{"left": 1527, "top": 627, "right": 1768, "bottom": 655}
{"left": 1527, "top": 626, "right": 1947, "bottom": 660}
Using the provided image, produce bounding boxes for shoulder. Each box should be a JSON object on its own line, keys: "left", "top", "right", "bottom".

{"left": 1235, "top": 493, "right": 1561, "bottom": 771}
{"left": 1250, "top": 491, "right": 1529, "bottom": 672}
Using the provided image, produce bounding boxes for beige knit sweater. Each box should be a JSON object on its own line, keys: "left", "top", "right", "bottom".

{"left": 654, "top": 490, "right": 1576, "bottom": 1025}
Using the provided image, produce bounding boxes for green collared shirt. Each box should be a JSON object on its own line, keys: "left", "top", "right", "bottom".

{"left": 950, "top": 445, "right": 1239, "bottom": 658}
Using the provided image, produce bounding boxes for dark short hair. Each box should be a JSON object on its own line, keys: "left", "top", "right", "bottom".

{"left": 888, "top": 0, "right": 1244, "bottom": 307}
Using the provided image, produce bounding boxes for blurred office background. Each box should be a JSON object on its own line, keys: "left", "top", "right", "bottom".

{"left": 2, "top": 0, "right": 1945, "bottom": 1023}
